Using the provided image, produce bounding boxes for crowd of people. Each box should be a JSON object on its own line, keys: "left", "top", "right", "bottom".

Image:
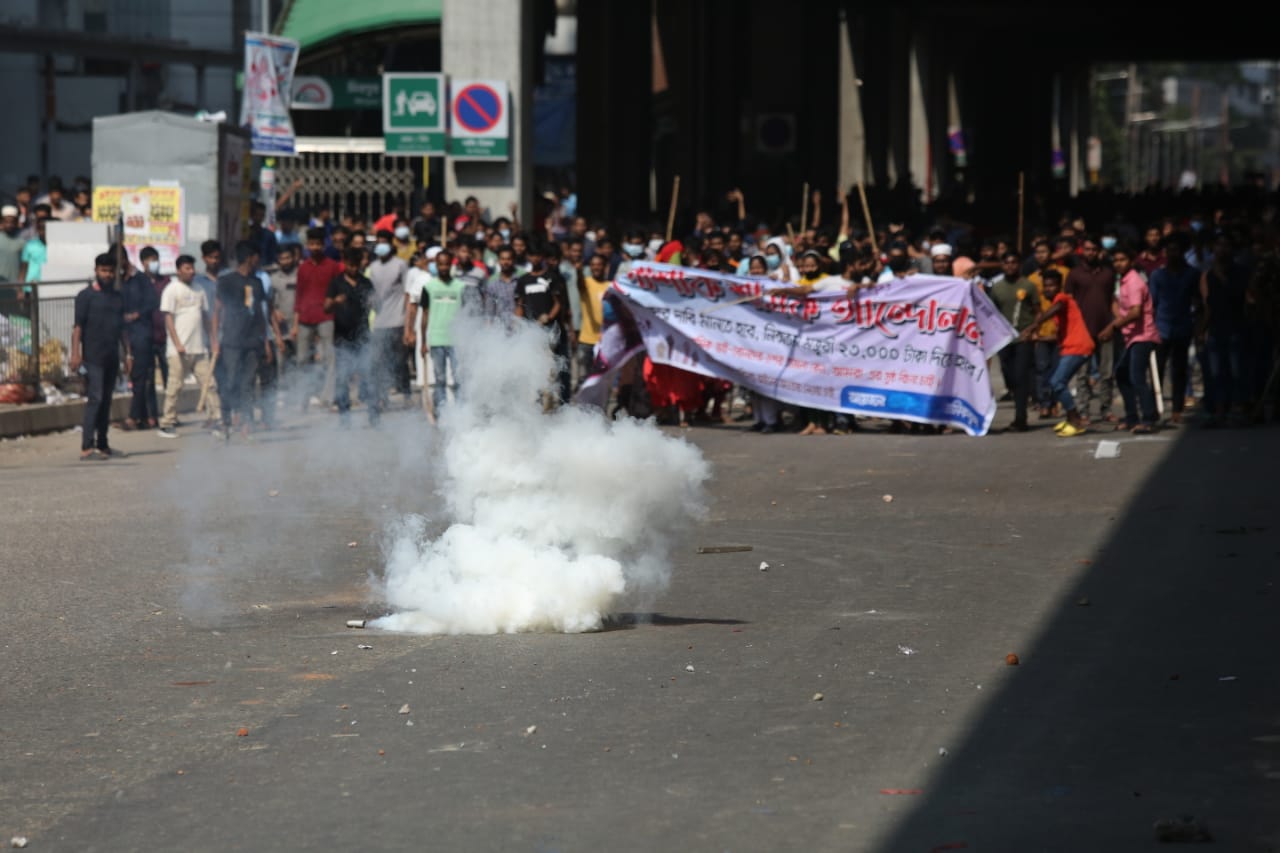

{"left": 55, "top": 179, "right": 1280, "bottom": 457}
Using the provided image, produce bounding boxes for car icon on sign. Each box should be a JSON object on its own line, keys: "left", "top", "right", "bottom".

{"left": 408, "top": 91, "right": 436, "bottom": 116}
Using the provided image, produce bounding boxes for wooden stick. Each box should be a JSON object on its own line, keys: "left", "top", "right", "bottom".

{"left": 665, "top": 175, "right": 681, "bottom": 243}
{"left": 441, "top": 212, "right": 447, "bottom": 247}
{"left": 1016, "top": 171, "right": 1025, "bottom": 254}
{"left": 197, "top": 352, "right": 219, "bottom": 414}
{"left": 799, "top": 182, "right": 810, "bottom": 233}
{"left": 856, "top": 183, "right": 878, "bottom": 257}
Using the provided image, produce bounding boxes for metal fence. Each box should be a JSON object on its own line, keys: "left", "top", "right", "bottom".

{"left": 274, "top": 146, "right": 418, "bottom": 226}
{"left": 0, "top": 281, "right": 82, "bottom": 403}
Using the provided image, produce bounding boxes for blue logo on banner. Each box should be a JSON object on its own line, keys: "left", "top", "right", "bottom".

{"left": 839, "top": 384, "right": 984, "bottom": 432}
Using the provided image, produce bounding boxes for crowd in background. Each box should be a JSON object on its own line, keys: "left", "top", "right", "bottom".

{"left": 45, "top": 176, "right": 1280, "bottom": 456}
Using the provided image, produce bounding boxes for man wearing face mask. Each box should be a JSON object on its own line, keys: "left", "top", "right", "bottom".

{"left": 119, "top": 244, "right": 162, "bottom": 430}
{"left": 392, "top": 219, "right": 415, "bottom": 263}
{"left": 615, "top": 230, "right": 649, "bottom": 279}
{"left": 294, "top": 227, "right": 341, "bottom": 410}
{"left": 71, "top": 253, "right": 128, "bottom": 459}
{"left": 369, "top": 229, "right": 412, "bottom": 410}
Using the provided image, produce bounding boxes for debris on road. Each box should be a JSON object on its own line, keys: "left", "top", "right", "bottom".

{"left": 1153, "top": 815, "right": 1212, "bottom": 843}
{"left": 405, "top": 720, "right": 414, "bottom": 726}
{"left": 685, "top": 664, "right": 695, "bottom": 672}
{"left": 696, "top": 545, "right": 753, "bottom": 554}
{"left": 1094, "top": 440, "right": 1121, "bottom": 459}
{"left": 346, "top": 619, "right": 367, "bottom": 629}
{"left": 897, "top": 645, "right": 917, "bottom": 656}
{"left": 237, "top": 727, "right": 249, "bottom": 737}
{"left": 268, "top": 489, "right": 280, "bottom": 498}
{"left": 398, "top": 704, "right": 411, "bottom": 715}
{"left": 1218, "top": 676, "right": 1238, "bottom": 682}
{"left": 11, "top": 837, "right": 29, "bottom": 849}
{"left": 879, "top": 788, "right": 923, "bottom": 795}
{"left": 378, "top": 749, "right": 385, "bottom": 756}
{"left": 938, "top": 747, "right": 949, "bottom": 756}
{"left": 812, "top": 692, "right": 824, "bottom": 702}
{"left": 759, "top": 561, "right": 770, "bottom": 572}
{"left": 347, "top": 541, "right": 359, "bottom": 548}
{"left": 1006, "top": 653, "right": 1020, "bottom": 666}
{"left": 525, "top": 725, "right": 537, "bottom": 735}
{"left": 357, "top": 644, "right": 373, "bottom": 650}
{"left": 882, "top": 494, "right": 894, "bottom": 503}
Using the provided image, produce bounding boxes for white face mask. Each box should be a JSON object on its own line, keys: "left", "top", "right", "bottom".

{"left": 374, "top": 243, "right": 392, "bottom": 258}
{"left": 647, "top": 238, "right": 664, "bottom": 255}
{"left": 146, "top": 260, "right": 160, "bottom": 275}
{"left": 394, "top": 226, "right": 410, "bottom": 240}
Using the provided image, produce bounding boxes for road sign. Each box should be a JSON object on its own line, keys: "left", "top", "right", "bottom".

{"left": 449, "top": 79, "right": 509, "bottom": 160}
{"left": 383, "top": 73, "right": 445, "bottom": 156}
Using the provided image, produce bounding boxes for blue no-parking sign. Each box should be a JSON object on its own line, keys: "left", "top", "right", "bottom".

{"left": 449, "top": 79, "right": 509, "bottom": 160}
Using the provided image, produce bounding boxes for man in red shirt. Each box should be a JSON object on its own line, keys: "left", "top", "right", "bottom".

{"left": 294, "top": 227, "right": 342, "bottom": 409}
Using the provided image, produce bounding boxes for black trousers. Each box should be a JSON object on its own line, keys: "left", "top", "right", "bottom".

{"left": 128, "top": 332, "right": 158, "bottom": 423}
{"left": 999, "top": 340, "right": 1035, "bottom": 426}
{"left": 219, "top": 345, "right": 261, "bottom": 428}
{"left": 82, "top": 360, "right": 118, "bottom": 451}
{"left": 1156, "top": 335, "right": 1191, "bottom": 414}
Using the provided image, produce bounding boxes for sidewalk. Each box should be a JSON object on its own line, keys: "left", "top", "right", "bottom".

{"left": 0, "top": 386, "right": 201, "bottom": 438}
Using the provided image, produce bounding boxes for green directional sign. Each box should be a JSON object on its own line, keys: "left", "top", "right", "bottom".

{"left": 383, "top": 72, "right": 445, "bottom": 155}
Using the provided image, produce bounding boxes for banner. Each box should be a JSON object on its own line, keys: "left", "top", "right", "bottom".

{"left": 240, "top": 31, "right": 299, "bottom": 156}
{"left": 576, "top": 293, "right": 646, "bottom": 410}
{"left": 613, "top": 264, "right": 1016, "bottom": 436}
{"left": 92, "top": 185, "right": 185, "bottom": 271}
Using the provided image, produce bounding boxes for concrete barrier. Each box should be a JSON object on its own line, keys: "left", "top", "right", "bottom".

{"left": 0, "top": 387, "right": 203, "bottom": 438}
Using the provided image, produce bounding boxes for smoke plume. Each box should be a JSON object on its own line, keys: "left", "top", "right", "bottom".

{"left": 373, "top": 315, "right": 709, "bottom": 634}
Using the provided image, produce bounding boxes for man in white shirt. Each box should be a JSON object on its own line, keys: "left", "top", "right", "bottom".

{"left": 157, "top": 254, "right": 217, "bottom": 437}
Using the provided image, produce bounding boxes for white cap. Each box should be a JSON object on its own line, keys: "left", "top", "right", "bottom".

{"left": 930, "top": 243, "right": 953, "bottom": 258}
{"left": 0, "top": 205, "right": 17, "bottom": 218}
{"left": 425, "top": 246, "right": 443, "bottom": 260}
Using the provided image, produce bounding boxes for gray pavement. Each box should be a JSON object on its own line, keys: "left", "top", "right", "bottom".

{"left": 1, "top": 406, "right": 1277, "bottom": 852}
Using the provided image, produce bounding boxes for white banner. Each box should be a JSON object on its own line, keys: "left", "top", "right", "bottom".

{"left": 613, "top": 264, "right": 1016, "bottom": 436}
{"left": 240, "top": 31, "right": 299, "bottom": 156}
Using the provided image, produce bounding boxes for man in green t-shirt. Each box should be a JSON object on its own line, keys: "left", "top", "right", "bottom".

{"left": 988, "top": 251, "right": 1042, "bottom": 432}
{"left": 415, "top": 248, "right": 464, "bottom": 413}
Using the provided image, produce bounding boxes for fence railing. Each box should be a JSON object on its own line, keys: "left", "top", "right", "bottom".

{"left": 0, "top": 280, "right": 84, "bottom": 404}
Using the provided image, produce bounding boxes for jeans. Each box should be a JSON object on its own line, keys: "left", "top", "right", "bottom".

{"left": 296, "top": 320, "right": 335, "bottom": 404}
{"left": 1116, "top": 341, "right": 1158, "bottom": 427}
{"left": 218, "top": 345, "right": 261, "bottom": 429}
{"left": 335, "top": 341, "right": 376, "bottom": 424}
{"left": 1048, "top": 354, "right": 1089, "bottom": 413}
{"left": 1077, "top": 334, "right": 1118, "bottom": 417}
{"left": 428, "top": 345, "right": 457, "bottom": 412}
{"left": 1034, "top": 341, "right": 1059, "bottom": 409}
{"left": 81, "top": 360, "right": 118, "bottom": 451}
{"left": 372, "top": 328, "right": 408, "bottom": 407}
{"left": 1156, "top": 335, "right": 1191, "bottom": 414}
{"left": 998, "top": 340, "right": 1035, "bottom": 425}
{"left": 574, "top": 342, "right": 595, "bottom": 391}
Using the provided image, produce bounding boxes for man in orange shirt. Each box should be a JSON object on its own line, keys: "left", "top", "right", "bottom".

{"left": 1019, "top": 268, "right": 1095, "bottom": 436}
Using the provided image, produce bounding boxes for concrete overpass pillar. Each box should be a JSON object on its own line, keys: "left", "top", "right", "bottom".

{"left": 837, "top": 7, "right": 867, "bottom": 190}
{"left": 442, "top": 0, "right": 535, "bottom": 224}
{"left": 908, "top": 39, "right": 931, "bottom": 201}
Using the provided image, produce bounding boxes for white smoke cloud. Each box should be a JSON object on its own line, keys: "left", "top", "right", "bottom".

{"left": 372, "top": 315, "right": 709, "bottom": 635}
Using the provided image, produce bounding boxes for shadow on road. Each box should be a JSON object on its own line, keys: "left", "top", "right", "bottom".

{"left": 874, "top": 425, "right": 1280, "bottom": 851}
{"left": 602, "top": 612, "right": 749, "bottom": 630}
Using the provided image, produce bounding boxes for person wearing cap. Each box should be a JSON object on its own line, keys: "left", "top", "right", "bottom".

{"left": 0, "top": 205, "right": 25, "bottom": 282}
{"left": 929, "top": 243, "right": 954, "bottom": 276}
{"left": 71, "top": 253, "right": 129, "bottom": 460}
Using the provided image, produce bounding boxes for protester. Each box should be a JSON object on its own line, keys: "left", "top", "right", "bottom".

{"left": 988, "top": 251, "right": 1042, "bottom": 431}
{"left": 368, "top": 229, "right": 412, "bottom": 410}
{"left": 415, "top": 247, "right": 464, "bottom": 418}
{"left": 18, "top": 217, "right": 45, "bottom": 283}
{"left": 1149, "top": 233, "right": 1199, "bottom": 423}
{"left": 0, "top": 205, "right": 24, "bottom": 281}
{"left": 1065, "top": 236, "right": 1118, "bottom": 422}
{"left": 1100, "top": 244, "right": 1161, "bottom": 433}
{"left": 120, "top": 245, "right": 161, "bottom": 429}
{"left": 1200, "top": 233, "right": 1248, "bottom": 425}
{"left": 295, "top": 227, "right": 341, "bottom": 409}
{"left": 157, "top": 255, "right": 216, "bottom": 438}
{"left": 1019, "top": 269, "right": 1095, "bottom": 437}
{"left": 71, "top": 253, "right": 127, "bottom": 459}
{"left": 325, "top": 246, "right": 377, "bottom": 427}
{"left": 211, "top": 241, "right": 270, "bottom": 442}
{"left": 515, "top": 241, "right": 567, "bottom": 409}
{"left": 575, "top": 253, "right": 611, "bottom": 389}
{"left": 481, "top": 245, "right": 521, "bottom": 327}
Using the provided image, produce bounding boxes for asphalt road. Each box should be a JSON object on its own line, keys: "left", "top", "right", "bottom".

{"left": 1, "top": 407, "right": 1277, "bottom": 852}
